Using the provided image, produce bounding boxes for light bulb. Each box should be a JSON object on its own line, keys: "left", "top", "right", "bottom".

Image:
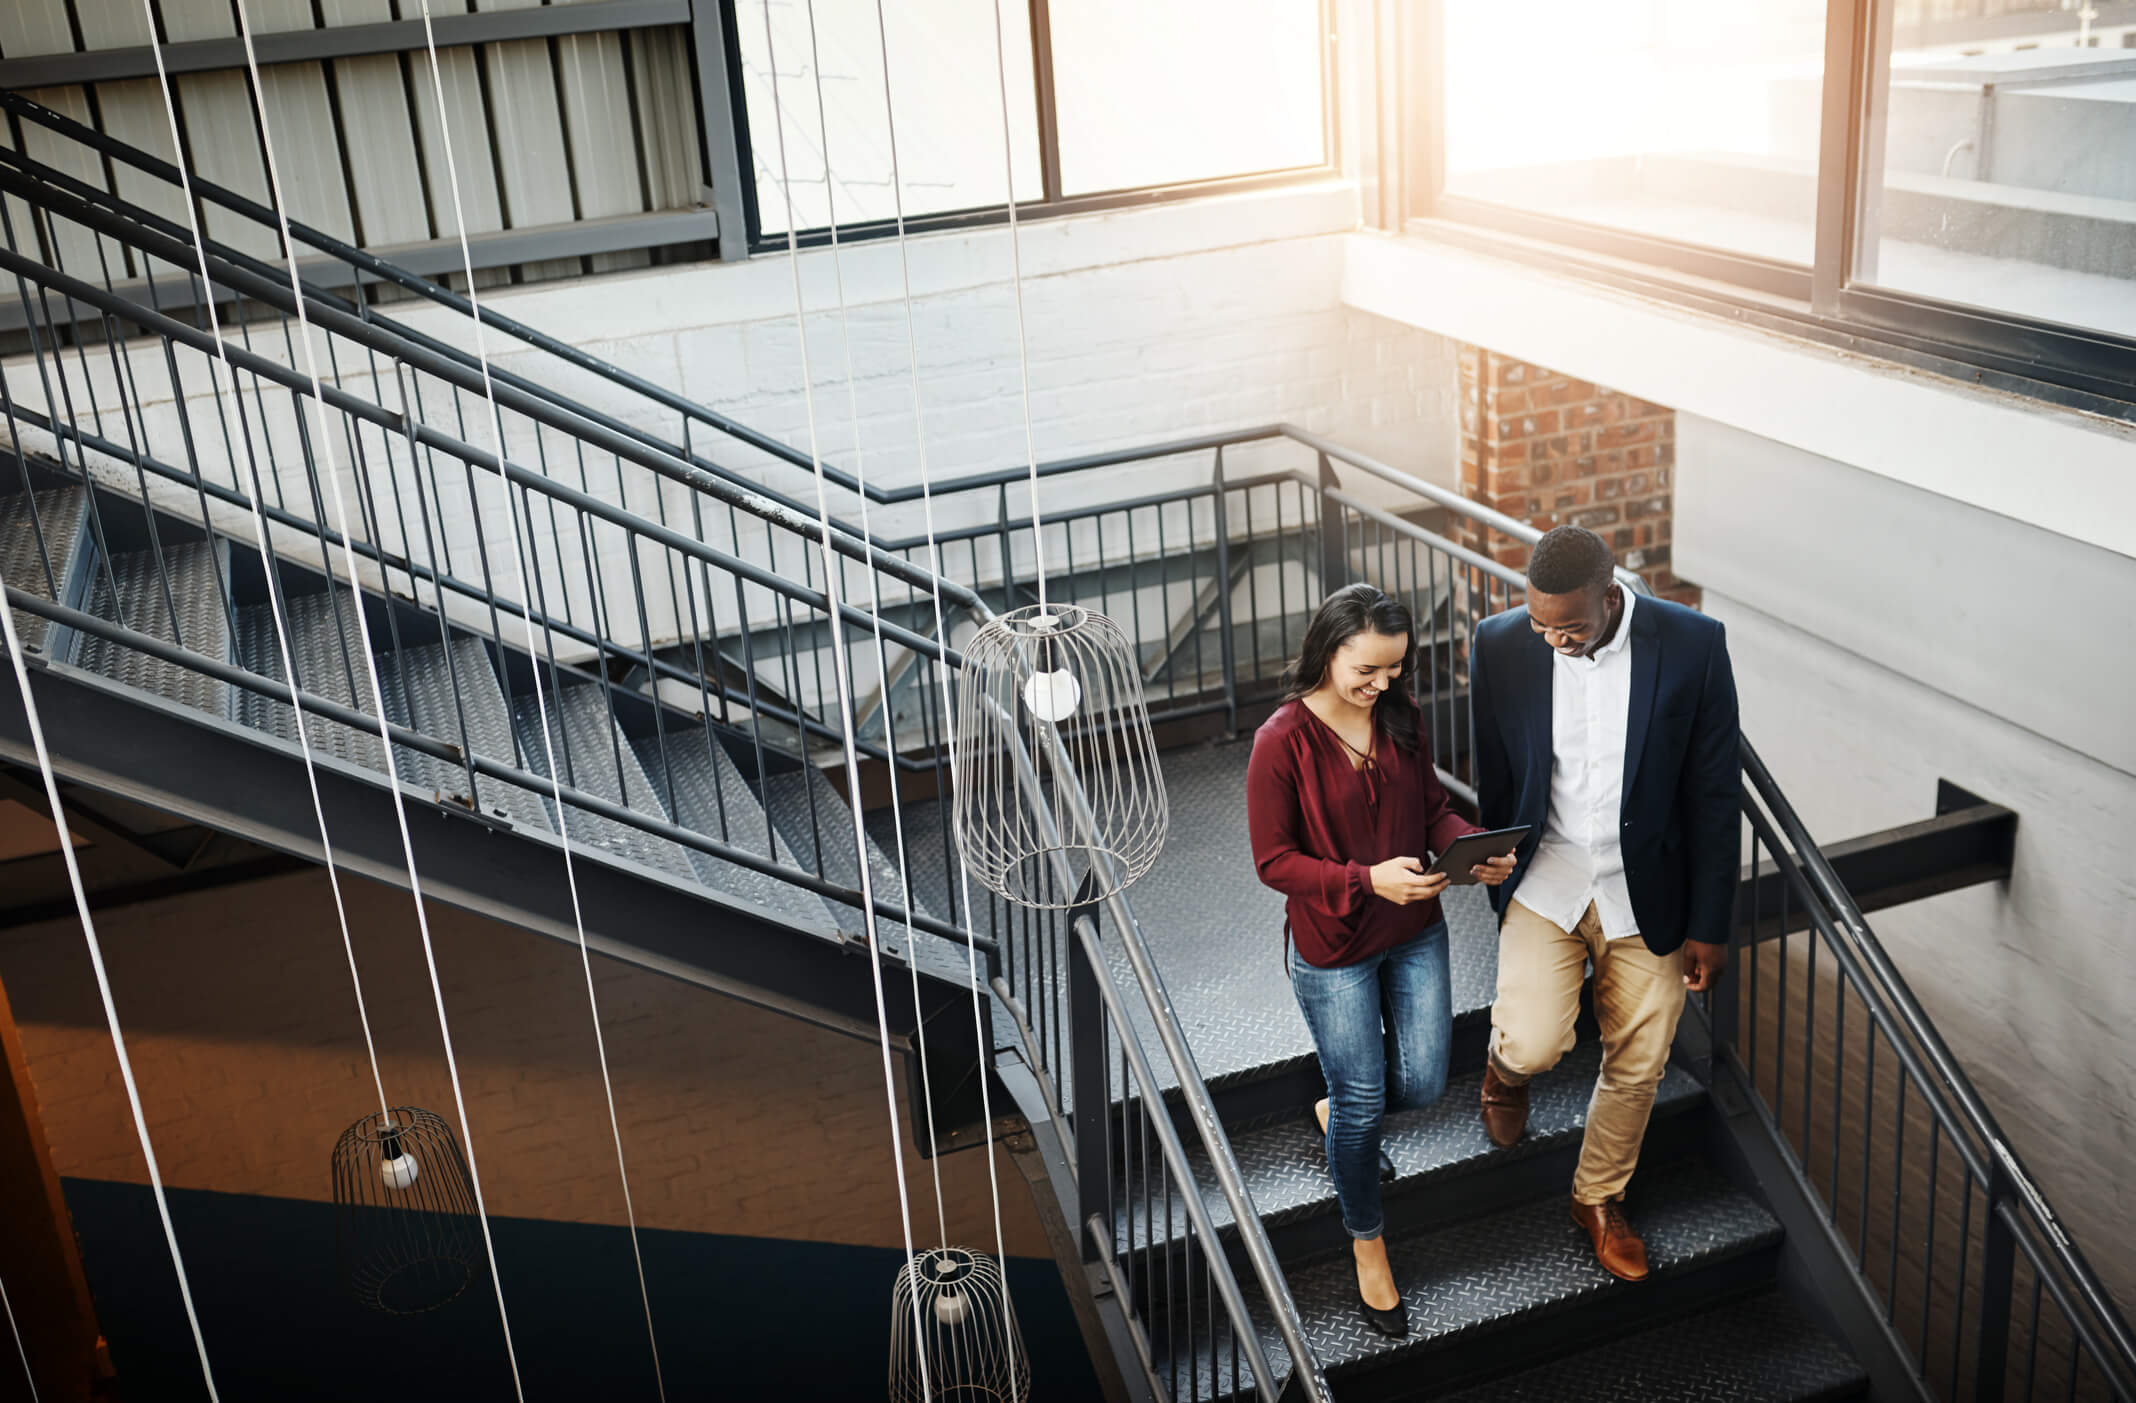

{"left": 381, "top": 1150, "right": 421, "bottom": 1191}
{"left": 1021, "top": 668, "right": 1081, "bottom": 723}
{"left": 932, "top": 1289, "right": 971, "bottom": 1326}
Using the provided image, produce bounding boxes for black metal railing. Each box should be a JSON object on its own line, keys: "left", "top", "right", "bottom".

{"left": 0, "top": 100, "right": 1325, "bottom": 1402}
{"left": 1304, "top": 446, "right": 2136, "bottom": 1403}
{"left": 5, "top": 88, "right": 2128, "bottom": 1403}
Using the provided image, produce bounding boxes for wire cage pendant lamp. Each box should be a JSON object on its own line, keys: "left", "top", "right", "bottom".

{"left": 332, "top": 1106, "right": 485, "bottom": 1315}
{"left": 953, "top": 603, "right": 1167, "bottom": 909}
{"left": 889, "top": 1247, "right": 1030, "bottom": 1403}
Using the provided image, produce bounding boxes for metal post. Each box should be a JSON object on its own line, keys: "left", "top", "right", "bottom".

{"left": 1210, "top": 448, "right": 1239, "bottom": 735}
{"left": 1973, "top": 1177, "right": 2017, "bottom": 1403}
{"left": 688, "top": 0, "right": 752, "bottom": 261}
{"left": 1067, "top": 874, "right": 1110, "bottom": 1262}
{"left": 1316, "top": 451, "right": 1346, "bottom": 594}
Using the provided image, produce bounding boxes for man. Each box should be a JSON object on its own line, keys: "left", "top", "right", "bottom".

{"left": 1467, "top": 524, "right": 1739, "bottom": 1282}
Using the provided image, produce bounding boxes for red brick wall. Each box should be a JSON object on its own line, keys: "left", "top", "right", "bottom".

{"left": 1455, "top": 345, "right": 1699, "bottom": 606}
{"left": 0, "top": 868, "right": 1044, "bottom": 1258}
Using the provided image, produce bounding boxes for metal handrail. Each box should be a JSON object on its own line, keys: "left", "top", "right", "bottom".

{"left": 1, "top": 122, "right": 1315, "bottom": 1393}
{"left": 1741, "top": 743, "right": 2136, "bottom": 1392}
{"left": 997, "top": 696, "right": 1325, "bottom": 1401}
{"left": 1317, "top": 449, "right": 2136, "bottom": 1398}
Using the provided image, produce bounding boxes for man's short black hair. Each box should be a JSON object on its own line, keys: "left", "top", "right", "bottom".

{"left": 1526, "top": 525, "right": 1616, "bottom": 596}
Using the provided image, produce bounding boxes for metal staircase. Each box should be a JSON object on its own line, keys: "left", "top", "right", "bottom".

{"left": 2, "top": 89, "right": 2132, "bottom": 1403}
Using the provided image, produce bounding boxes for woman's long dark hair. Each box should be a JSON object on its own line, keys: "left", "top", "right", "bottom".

{"left": 1282, "top": 583, "right": 1421, "bottom": 754}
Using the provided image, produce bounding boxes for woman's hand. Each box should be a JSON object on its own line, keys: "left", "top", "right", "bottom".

{"left": 1470, "top": 852, "right": 1518, "bottom": 887}
{"left": 1370, "top": 856, "right": 1449, "bottom": 905}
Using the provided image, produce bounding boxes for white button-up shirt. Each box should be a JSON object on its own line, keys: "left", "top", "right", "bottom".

{"left": 1520, "top": 588, "right": 1641, "bottom": 941}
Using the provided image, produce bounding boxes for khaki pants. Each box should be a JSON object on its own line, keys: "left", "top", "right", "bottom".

{"left": 1488, "top": 898, "right": 1687, "bottom": 1205}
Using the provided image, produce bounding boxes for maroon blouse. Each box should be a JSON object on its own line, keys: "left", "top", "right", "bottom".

{"left": 1247, "top": 699, "right": 1479, "bottom": 968}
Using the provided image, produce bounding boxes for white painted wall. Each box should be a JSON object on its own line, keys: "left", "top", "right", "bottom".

{"left": 1342, "top": 231, "right": 2136, "bottom": 562}
{"left": 1675, "top": 420, "right": 2136, "bottom": 1318}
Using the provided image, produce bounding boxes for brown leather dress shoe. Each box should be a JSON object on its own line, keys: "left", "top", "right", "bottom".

{"left": 1570, "top": 1197, "right": 1651, "bottom": 1282}
{"left": 1480, "top": 1062, "right": 1529, "bottom": 1148}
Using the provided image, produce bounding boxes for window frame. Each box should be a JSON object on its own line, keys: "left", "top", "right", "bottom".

{"left": 719, "top": 0, "right": 1343, "bottom": 255}
{"left": 1408, "top": 0, "right": 2136, "bottom": 417}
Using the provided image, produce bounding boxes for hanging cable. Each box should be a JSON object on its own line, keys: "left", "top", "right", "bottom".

{"left": 990, "top": 1, "right": 1049, "bottom": 615}
{"left": 411, "top": 4, "right": 667, "bottom": 1393}
{"left": 229, "top": 5, "right": 522, "bottom": 1393}
{"left": 869, "top": 0, "right": 1017, "bottom": 1340}
{"left": 797, "top": 0, "right": 947, "bottom": 1251}
{"left": 139, "top": 0, "right": 392, "bottom": 1143}
{"left": 0, "top": 484, "right": 218, "bottom": 1403}
{"left": 1, "top": 1273, "right": 38, "bottom": 1401}
{"left": 756, "top": 4, "right": 932, "bottom": 1394}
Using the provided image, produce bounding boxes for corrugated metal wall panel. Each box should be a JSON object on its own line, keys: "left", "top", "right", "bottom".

{"left": 6, "top": 3, "right": 712, "bottom": 297}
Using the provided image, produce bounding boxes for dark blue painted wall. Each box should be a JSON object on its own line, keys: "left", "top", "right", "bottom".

{"left": 64, "top": 1178, "right": 1098, "bottom": 1402}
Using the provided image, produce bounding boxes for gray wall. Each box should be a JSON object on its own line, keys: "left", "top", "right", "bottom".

{"left": 1675, "top": 414, "right": 2136, "bottom": 1318}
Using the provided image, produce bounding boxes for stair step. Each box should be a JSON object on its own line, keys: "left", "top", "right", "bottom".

{"left": 79, "top": 542, "right": 232, "bottom": 719}
{"left": 632, "top": 732, "right": 841, "bottom": 934}
{"left": 235, "top": 591, "right": 387, "bottom": 769}
{"left": 0, "top": 484, "right": 89, "bottom": 654}
{"left": 1158, "top": 1158, "right": 1781, "bottom": 1401}
{"left": 511, "top": 684, "right": 697, "bottom": 883}
{"left": 1114, "top": 1040, "right": 1705, "bottom": 1259}
{"left": 762, "top": 761, "right": 932, "bottom": 943}
{"left": 377, "top": 637, "right": 553, "bottom": 836}
{"left": 1426, "top": 1289, "right": 1867, "bottom": 1402}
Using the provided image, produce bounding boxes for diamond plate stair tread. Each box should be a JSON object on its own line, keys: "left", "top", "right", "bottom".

{"left": 1159, "top": 1158, "right": 1781, "bottom": 1398}
{"left": 632, "top": 733, "right": 840, "bottom": 933}
{"left": 1114, "top": 1040, "right": 1703, "bottom": 1249}
{"left": 876, "top": 737, "right": 1501, "bottom": 1105}
{"left": 377, "top": 638, "right": 553, "bottom": 835}
{"left": 79, "top": 544, "right": 232, "bottom": 719}
{"left": 511, "top": 685, "right": 697, "bottom": 883}
{"left": 0, "top": 486, "right": 88, "bottom": 654}
{"left": 764, "top": 762, "right": 932, "bottom": 947}
{"left": 1429, "top": 1290, "right": 1867, "bottom": 1403}
{"left": 234, "top": 592, "right": 387, "bottom": 770}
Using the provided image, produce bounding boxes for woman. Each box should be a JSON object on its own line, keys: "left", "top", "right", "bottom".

{"left": 1247, "top": 584, "right": 1515, "bottom": 1338}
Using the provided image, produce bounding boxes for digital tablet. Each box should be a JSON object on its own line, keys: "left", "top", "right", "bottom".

{"left": 1426, "top": 825, "right": 1531, "bottom": 884}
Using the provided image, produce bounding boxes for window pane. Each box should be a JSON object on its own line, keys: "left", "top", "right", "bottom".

{"left": 1442, "top": 0, "right": 1828, "bottom": 265}
{"left": 1864, "top": 12, "right": 2136, "bottom": 341}
{"left": 1049, "top": 0, "right": 1324, "bottom": 197}
{"left": 736, "top": 0, "right": 1041, "bottom": 237}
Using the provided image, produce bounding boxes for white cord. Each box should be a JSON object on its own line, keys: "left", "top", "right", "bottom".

{"left": 230, "top": 6, "right": 523, "bottom": 1394}
{"left": 756, "top": 5, "right": 932, "bottom": 1395}
{"left": 140, "top": 0, "right": 391, "bottom": 1133}
{"left": 0, "top": 1274, "right": 40, "bottom": 1402}
{"left": 989, "top": 0, "right": 1048, "bottom": 614}
{"left": 0, "top": 474, "right": 217, "bottom": 1403}
{"left": 412, "top": 6, "right": 667, "bottom": 1394}
{"left": 871, "top": 0, "right": 1018, "bottom": 1349}
{"left": 797, "top": 0, "right": 947, "bottom": 1251}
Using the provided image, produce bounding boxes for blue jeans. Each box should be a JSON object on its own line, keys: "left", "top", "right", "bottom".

{"left": 1286, "top": 923, "right": 1453, "bottom": 1239}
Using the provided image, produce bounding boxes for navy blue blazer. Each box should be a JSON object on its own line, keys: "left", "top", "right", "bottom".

{"left": 1468, "top": 596, "right": 1740, "bottom": 957}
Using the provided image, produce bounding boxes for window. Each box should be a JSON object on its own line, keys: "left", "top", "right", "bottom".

{"left": 1861, "top": 41, "right": 2136, "bottom": 342}
{"left": 734, "top": 0, "right": 1042, "bottom": 237}
{"left": 1048, "top": 0, "right": 1325, "bottom": 197}
{"left": 1419, "top": 0, "right": 2136, "bottom": 408}
{"left": 1440, "top": 0, "right": 1828, "bottom": 266}
{"left": 732, "top": 0, "right": 1330, "bottom": 244}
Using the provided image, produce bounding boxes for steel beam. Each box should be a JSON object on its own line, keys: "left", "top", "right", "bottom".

{"left": 0, "top": 0, "right": 690, "bottom": 90}
{"left": 1736, "top": 780, "right": 2017, "bottom": 943}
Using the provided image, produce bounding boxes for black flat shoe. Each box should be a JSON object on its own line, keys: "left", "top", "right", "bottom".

{"left": 1357, "top": 1287, "right": 1408, "bottom": 1339}
{"left": 1309, "top": 1110, "right": 1398, "bottom": 1183}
